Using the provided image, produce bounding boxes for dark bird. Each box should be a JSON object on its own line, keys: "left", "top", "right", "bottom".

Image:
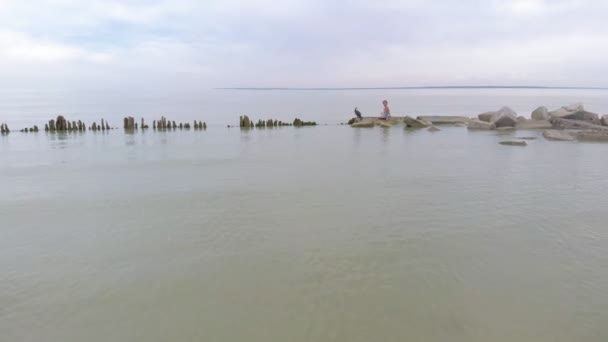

{"left": 354, "top": 107, "right": 362, "bottom": 120}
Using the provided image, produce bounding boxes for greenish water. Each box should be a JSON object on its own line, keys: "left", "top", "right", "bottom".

{"left": 1, "top": 125, "right": 607, "bottom": 341}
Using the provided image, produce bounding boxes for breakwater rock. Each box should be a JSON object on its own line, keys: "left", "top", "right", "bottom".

{"left": 550, "top": 118, "right": 608, "bottom": 131}
{"left": 531, "top": 106, "right": 549, "bottom": 120}
{"left": 477, "top": 106, "right": 517, "bottom": 128}
{"left": 293, "top": 118, "right": 317, "bottom": 127}
{"left": 543, "top": 130, "right": 575, "bottom": 141}
{"left": 467, "top": 120, "right": 495, "bottom": 130}
{"left": 404, "top": 116, "right": 432, "bottom": 129}
{"left": 416, "top": 116, "right": 470, "bottom": 125}
{"left": 1, "top": 123, "right": 9, "bottom": 134}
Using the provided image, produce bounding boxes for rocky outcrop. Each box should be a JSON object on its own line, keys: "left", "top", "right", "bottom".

{"left": 499, "top": 141, "right": 527, "bottom": 146}
{"left": 351, "top": 119, "right": 375, "bottom": 128}
{"left": 516, "top": 119, "right": 553, "bottom": 130}
{"left": 543, "top": 130, "right": 575, "bottom": 141}
{"left": 477, "top": 107, "right": 517, "bottom": 127}
{"left": 548, "top": 103, "right": 600, "bottom": 123}
{"left": 531, "top": 106, "right": 549, "bottom": 120}
{"left": 478, "top": 112, "right": 494, "bottom": 122}
{"left": 491, "top": 107, "right": 518, "bottom": 128}
{"left": 576, "top": 131, "right": 608, "bottom": 142}
{"left": 551, "top": 118, "right": 608, "bottom": 131}
{"left": 403, "top": 116, "right": 431, "bottom": 128}
{"left": 416, "top": 116, "right": 470, "bottom": 125}
{"left": 467, "top": 120, "right": 495, "bottom": 130}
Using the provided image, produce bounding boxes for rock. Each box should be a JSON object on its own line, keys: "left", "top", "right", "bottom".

{"left": 543, "top": 130, "right": 575, "bottom": 141}
{"left": 33, "top": 125, "right": 39, "bottom": 132}
{"left": 203, "top": 122, "right": 207, "bottom": 129}
{"left": 428, "top": 126, "right": 440, "bottom": 132}
{"left": 403, "top": 116, "right": 431, "bottom": 128}
{"left": 478, "top": 112, "right": 494, "bottom": 122}
{"left": 467, "top": 120, "right": 495, "bottom": 130}
{"left": 531, "top": 106, "right": 549, "bottom": 120}
{"left": 496, "top": 126, "right": 515, "bottom": 131}
{"left": 551, "top": 118, "right": 608, "bottom": 131}
{"left": 351, "top": 119, "right": 375, "bottom": 128}
{"left": 576, "top": 131, "right": 608, "bottom": 142}
{"left": 490, "top": 106, "right": 518, "bottom": 128}
{"left": 172, "top": 121, "right": 177, "bottom": 129}
{"left": 602, "top": 115, "right": 608, "bottom": 126}
{"left": 141, "top": 118, "right": 145, "bottom": 129}
{"left": 49, "top": 120, "right": 56, "bottom": 131}
{"left": 45, "top": 124, "right": 49, "bottom": 131}
{"left": 500, "top": 141, "right": 527, "bottom": 146}
{"left": 516, "top": 136, "right": 537, "bottom": 140}
{"left": 416, "top": 116, "right": 470, "bottom": 125}
{"left": 153, "top": 120, "right": 157, "bottom": 129}
{"left": 548, "top": 103, "right": 584, "bottom": 118}
{"left": 347, "top": 118, "right": 359, "bottom": 125}
{"left": 516, "top": 119, "right": 553, "bottom": 130}
{"left": 106, "top": 121, "right": 110, "bottom": 130}
{"left": 67, "top": 121, "right": 72, "bottom": 130}
{"left": 378, "top": 121, "right": 392, "bottom": 128}
{"left": 548, "top": 103, "right": 600, "bottom": 123}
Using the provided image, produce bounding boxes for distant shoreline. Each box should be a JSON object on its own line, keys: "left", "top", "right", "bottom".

{"left": 215, "top": 86, "right": 608, "bottom": 91}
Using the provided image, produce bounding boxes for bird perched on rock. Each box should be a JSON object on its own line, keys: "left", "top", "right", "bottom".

{"left": 354, "top": 107, "right": 362, "bottom": 120}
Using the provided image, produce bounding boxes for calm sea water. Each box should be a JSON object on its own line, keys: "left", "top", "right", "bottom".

{"left": 1, "top": 89, "right": 608, "bottom": 341}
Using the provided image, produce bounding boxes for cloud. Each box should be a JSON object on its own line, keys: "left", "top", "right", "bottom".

{"left": 0, "top": 0, "right": 607, "bottom": 89}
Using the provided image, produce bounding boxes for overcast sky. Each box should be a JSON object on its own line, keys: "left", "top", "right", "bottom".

{"left": 1, "top": 0, "right": 607, "bottom": 90}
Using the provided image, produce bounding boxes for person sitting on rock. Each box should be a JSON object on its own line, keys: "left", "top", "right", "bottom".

{"left": 380, "top": 100, "right": 391, "bottom": 120}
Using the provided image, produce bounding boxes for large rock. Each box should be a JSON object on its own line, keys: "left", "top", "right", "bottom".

{"left": 467, "top": 120, "right": 495, "bottom": 130}
{"left": 551, "top": 118, "right": 608, "bottom": 131}
{"left": 576, "top": 131, "right": 608, "bottom": 142}
{"left": 378, "top": 121, "right": 393, "bottom": 128}
{"left": 543, "top": 130, "right": 575, "bottom": 141}
{"left": 548, "top": 103, "right": 600, "bottom": 123}
{"left": 478, "top": 112, "right": 494, "bottom": 122}
{"left": 516, "top": 119, "right": 553, "bottom": 130}
{"left": 403, "top": 116, "right": 431, "bottom": 128}
{"left": 602, "top": 115, "right": 608, "bottom": 126}
{"left": 416, "top": 116, "right": 470, "bottom": 125}
{"left": 531, "top": 106, "right": 549, "bottom": 120}
{"left": 548, "top": 103, "right": 584, "bottom": 118}
{"left": 351, "top": 119, "right": 374, "bottom": 128}
{"left": 491, "top": 107, "right": 518, "bottom": 128}
{"left": 428, "top": 126, "right": 441, "bottom": 132}
{"left": 477, "top": 107, "right": 517, "bottom": 127}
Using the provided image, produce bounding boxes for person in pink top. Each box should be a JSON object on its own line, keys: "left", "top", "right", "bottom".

{"left": 380, "top": 100, "right": 391, "bottom": 119}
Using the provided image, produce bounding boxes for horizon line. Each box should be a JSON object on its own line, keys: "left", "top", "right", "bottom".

{"left": 215, "top": 85, "right": 608, "bottom": 91}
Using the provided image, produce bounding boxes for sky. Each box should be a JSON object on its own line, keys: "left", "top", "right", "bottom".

{"left": 1, "top": 0, "right": 608, "bottom": 91}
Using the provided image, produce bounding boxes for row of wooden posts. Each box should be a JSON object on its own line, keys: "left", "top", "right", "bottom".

{"left": 2, "top": 115, "right": 317, "bottom": 134}
{"left": 123, "top": 116, "right": 207, "bottom": 130}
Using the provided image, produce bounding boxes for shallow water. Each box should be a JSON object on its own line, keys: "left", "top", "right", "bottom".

{"left": 1, "top": 124, "right": 608, "bottom": 341}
